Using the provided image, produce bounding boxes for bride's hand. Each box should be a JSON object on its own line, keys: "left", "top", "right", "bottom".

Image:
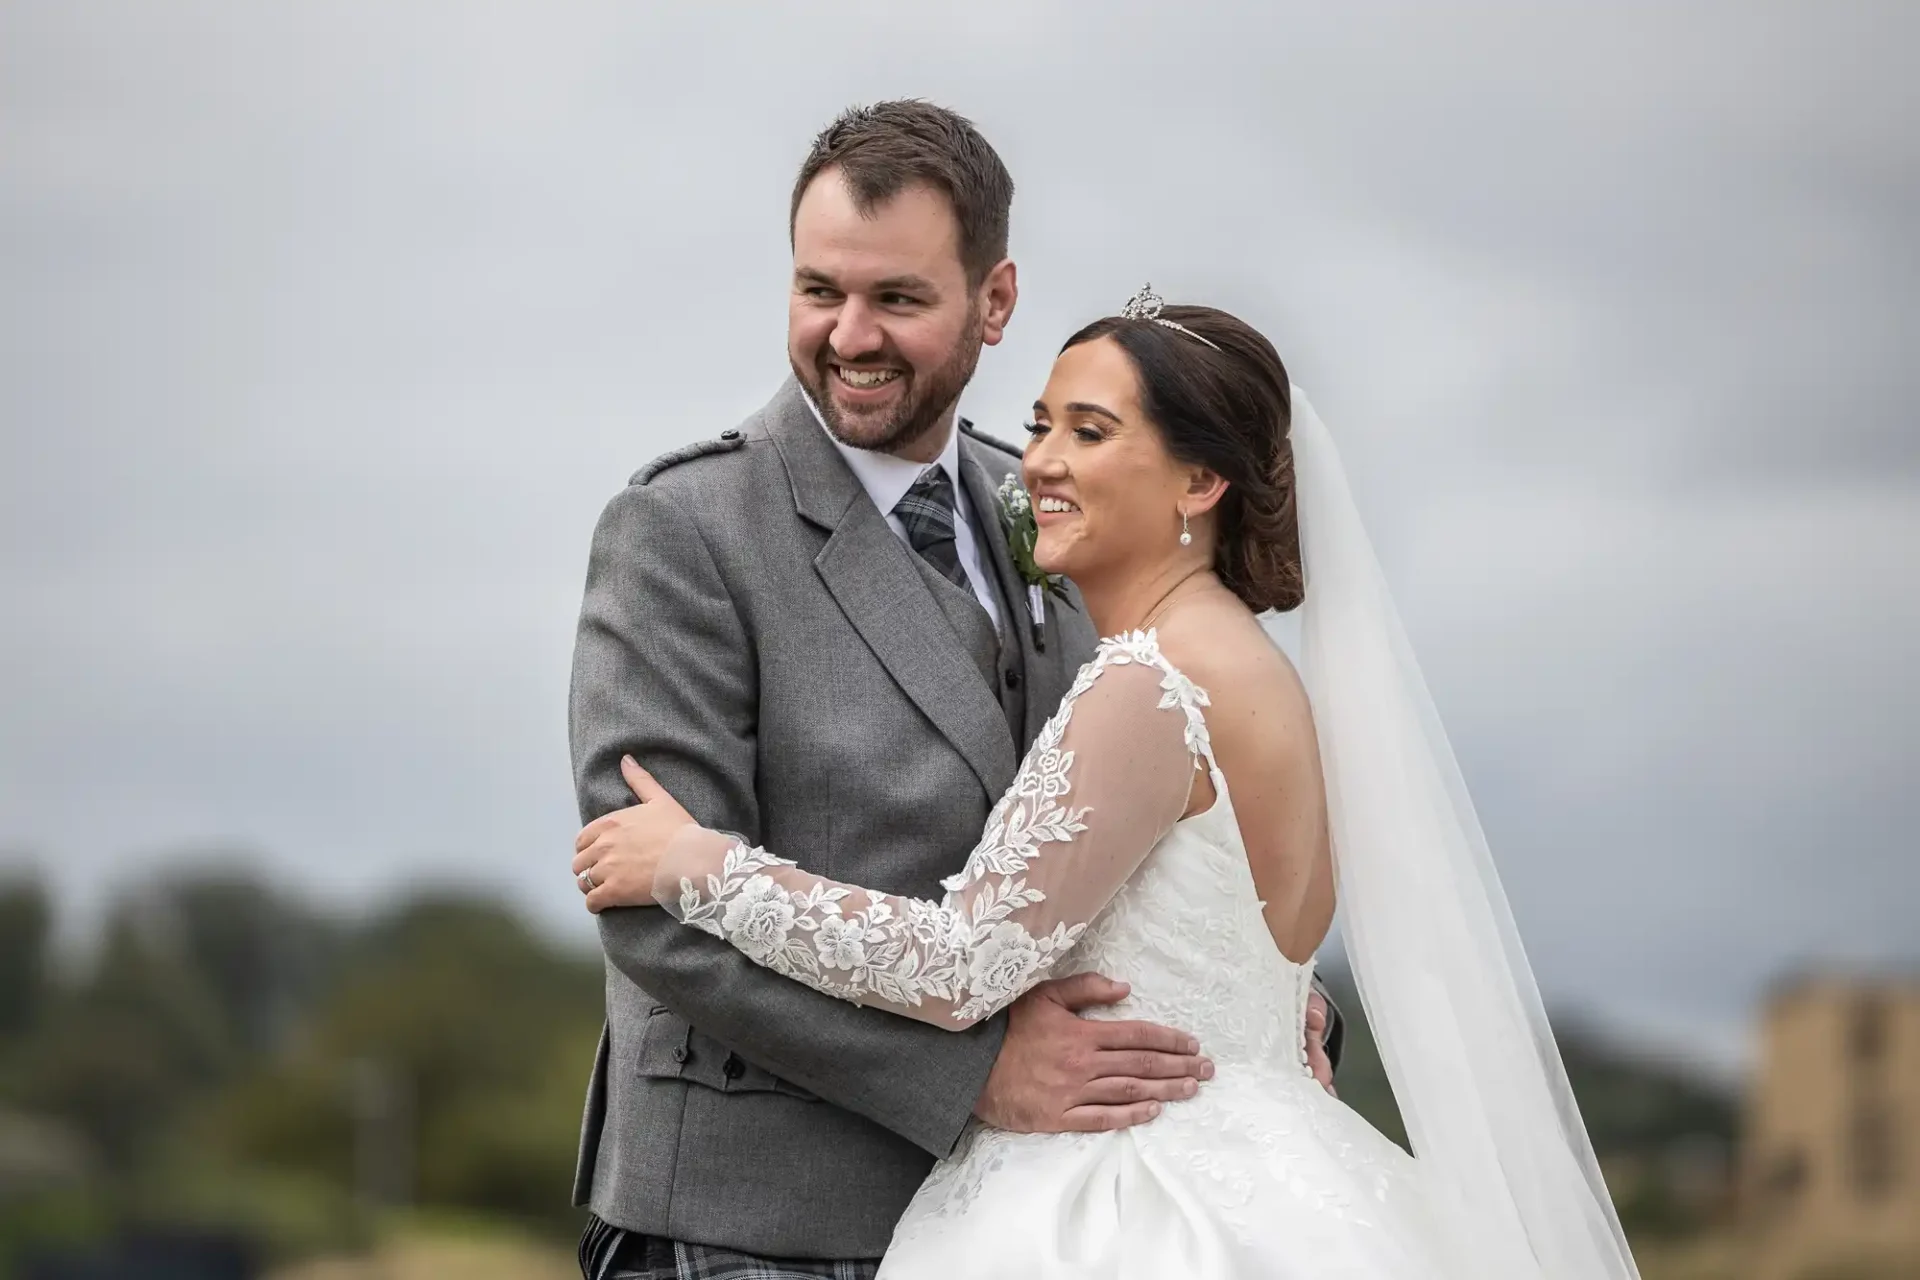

{"left": 571, "top": 756, "right": 697, "bottom": 914}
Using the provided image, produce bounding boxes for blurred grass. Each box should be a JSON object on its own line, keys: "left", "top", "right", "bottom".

{"left": 268, "top": 1218, "right": 576, "bottom": 1280}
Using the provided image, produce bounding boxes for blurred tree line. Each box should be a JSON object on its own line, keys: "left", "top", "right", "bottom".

{"left": 0, "top": 861, "right": 601, "bottom": 1274}
{"left": 0, "top": 860, "right": 1740, "bottom": 1274}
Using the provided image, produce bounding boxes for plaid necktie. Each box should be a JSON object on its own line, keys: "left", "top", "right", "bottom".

{"left": 893, "top": 466, "right": 972, "bottom": 594}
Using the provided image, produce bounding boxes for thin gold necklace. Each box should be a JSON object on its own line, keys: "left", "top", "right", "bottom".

{"left": 1135, "top": 569, "right": 1217, "bottom": 634}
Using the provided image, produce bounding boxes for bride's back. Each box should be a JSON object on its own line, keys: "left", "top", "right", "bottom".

{"left": 1158, "top": 594, "right": 1333, "bottom": 967}
{"left": 1052, "top": 620, "right": 1326, "bottom": 1074}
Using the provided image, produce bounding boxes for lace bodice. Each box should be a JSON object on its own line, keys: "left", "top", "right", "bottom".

{"left": 654, "top": 631, "right": 1314, "bottom": 1070}
{"left": 1055, "top": 776, "right": 1315, "bottom": 1073}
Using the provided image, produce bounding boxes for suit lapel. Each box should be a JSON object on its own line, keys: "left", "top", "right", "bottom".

{"left": 768, "top": 384, "right": 1018, "bottom": 799}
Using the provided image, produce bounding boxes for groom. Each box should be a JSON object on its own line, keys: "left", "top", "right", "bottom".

{"left": 568, "top": 101, "right": 1339, "bottom": 1279}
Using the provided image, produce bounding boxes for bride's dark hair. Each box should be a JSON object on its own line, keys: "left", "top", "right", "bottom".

{"left": 1061, "top": 305, "right": 1303, "bottom": 613}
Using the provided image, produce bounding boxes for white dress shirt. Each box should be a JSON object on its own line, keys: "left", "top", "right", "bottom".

{"left": 802, "top": 392, "right": 1003, "bottom": 631}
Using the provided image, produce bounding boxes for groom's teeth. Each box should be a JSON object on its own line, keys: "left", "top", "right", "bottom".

{"left": 836, "top": 367, "right": 902, "bottom": 388}
{"left": 1038, "top": 497, "right": 1079, "bottom": 513}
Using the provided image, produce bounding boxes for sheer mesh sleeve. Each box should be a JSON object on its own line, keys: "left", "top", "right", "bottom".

{"left": 652, "top": 634, "right": 1212, "bottom": 1030}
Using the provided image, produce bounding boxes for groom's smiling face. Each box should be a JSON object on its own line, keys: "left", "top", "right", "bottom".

{"left": 789, "top": 170, "right": 1012, "bottom": 459}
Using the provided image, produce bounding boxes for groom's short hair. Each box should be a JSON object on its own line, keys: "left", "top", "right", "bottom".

{"left": 791, "top": 100, "right": 1013, "bottom": 288}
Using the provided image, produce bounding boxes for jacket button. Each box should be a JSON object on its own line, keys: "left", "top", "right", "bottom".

{"left": 1004, "top": 670, "right": 1022, "bottom": 690}
{"left": 722, "top": 1054, "right": 745, "bottom": 1080}
{"left": 670, "top": 1044, "right": 688, "bottom": 1063}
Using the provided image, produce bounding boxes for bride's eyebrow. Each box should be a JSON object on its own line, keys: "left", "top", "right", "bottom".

{"left": 1063, "top": 401, "right": 1123, "bottom": 425}
{"left": 1031, "top": 398, "right": 1123, "bottom": 425}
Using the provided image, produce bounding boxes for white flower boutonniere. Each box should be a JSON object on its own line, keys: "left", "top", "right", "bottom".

{"left": 995, "top": 475, "right": 1071, "bottom": 652}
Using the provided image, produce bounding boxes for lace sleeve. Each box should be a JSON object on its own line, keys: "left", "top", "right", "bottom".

{"left": 651, "top": 634, "right": 1210, "bottom": 1030}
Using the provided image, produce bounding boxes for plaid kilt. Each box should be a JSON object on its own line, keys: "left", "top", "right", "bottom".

{"left": 581, "top": 1217, "right": 881, "bottom": 1280}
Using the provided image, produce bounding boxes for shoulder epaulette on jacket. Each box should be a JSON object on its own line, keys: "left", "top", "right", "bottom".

{"left": 959, "top": 419, "right": 1022, "bottom": 458}
{"left": 631, "top": 429, "right": 747, "bottom": 486}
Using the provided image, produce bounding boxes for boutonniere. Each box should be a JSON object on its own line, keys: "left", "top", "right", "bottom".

{"left": 995, "top": 475, "right": 1072, "bottom": 653}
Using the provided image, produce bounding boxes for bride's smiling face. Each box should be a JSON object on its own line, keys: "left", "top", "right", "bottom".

{"left": 1023, "top": 336, "right": 1198, "bottom": 581}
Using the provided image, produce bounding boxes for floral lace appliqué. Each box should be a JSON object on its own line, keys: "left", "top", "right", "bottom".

{"left": 672, "top": 631, "right": 1211, "bottom": 1028}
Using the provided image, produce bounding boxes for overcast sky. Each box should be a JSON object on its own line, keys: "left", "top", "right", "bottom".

{"left": 3, "top": 2, "right": 1914, "bottom": 1074}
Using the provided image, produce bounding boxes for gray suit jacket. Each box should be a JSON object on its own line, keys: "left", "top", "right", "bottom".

{"left": 568, "top": 380, "right": 1099, "bottom": 1258}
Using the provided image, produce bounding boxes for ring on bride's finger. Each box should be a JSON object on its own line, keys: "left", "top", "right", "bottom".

{"left": 577, "top": 867, "right": 595, "bottom": 893}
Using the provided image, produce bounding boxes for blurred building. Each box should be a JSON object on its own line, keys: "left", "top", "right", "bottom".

{"left": 1743, "top": 976, "right": 1920, "bottom": 1279}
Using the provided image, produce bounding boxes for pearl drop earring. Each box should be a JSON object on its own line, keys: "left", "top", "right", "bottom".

{"left": 1179, "top": 509, "right": 1192, "bottom": 547}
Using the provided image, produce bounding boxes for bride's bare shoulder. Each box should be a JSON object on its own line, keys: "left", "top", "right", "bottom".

{"left": 1156, "top": 603, "right": 1315, "bottom": 757}
{"left": 1157, "top": 603, "right": 1305, "bottom": 706}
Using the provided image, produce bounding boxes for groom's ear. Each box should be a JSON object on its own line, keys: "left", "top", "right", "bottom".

{"left": 1184, "top": 467, "right": 1229, "bottom": 516}
{"left": 979, "top": 259, "right": 1018, "bottom": 346}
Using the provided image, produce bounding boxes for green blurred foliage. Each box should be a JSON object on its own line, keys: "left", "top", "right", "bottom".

{"left": 14, "top": 913, "right": 234, "bottom": 1168}
{"left": 206, "top": 896, "right": 601, "bottom": 1230}
{"left": 0, "top": 860, "right": 1747, "bottom": 1272}
{"left": 0, "top": 861, "right": 602, "bottom": 1272}
{"left": 0, "top": 877, "right": 51, "bottom": 1042}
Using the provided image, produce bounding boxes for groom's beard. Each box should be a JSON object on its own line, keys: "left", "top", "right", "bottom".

{"left": 796, "top": 306, "right": 984, "bottom": 456}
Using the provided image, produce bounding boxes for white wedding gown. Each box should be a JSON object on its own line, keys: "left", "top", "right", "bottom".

{"left": 653, "top": 631, "right": 1459, "bottom": 1279}
{"left": 652, "top": 391, "right": 1639, "bottom": 1279}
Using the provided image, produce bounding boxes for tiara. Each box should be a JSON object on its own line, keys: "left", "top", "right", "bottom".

{"left": 1120, "top": 283, "right": 1221, "bottom": 351}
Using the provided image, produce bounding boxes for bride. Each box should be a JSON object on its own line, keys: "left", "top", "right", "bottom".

{"left": 570, "top": 291, "right": 1641, "bottom": 1279}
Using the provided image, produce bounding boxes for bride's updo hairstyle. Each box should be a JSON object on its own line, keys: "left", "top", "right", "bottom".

{"left": 1061, "top": 304, "right": 1303, "bottom": 613}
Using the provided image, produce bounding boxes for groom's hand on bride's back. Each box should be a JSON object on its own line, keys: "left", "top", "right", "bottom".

{"left": 1305, "top": 991, "right": 1337, "bottom": 1097}
{"left": 975, "top": 973, "right": 1214, "bottom": 1133}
